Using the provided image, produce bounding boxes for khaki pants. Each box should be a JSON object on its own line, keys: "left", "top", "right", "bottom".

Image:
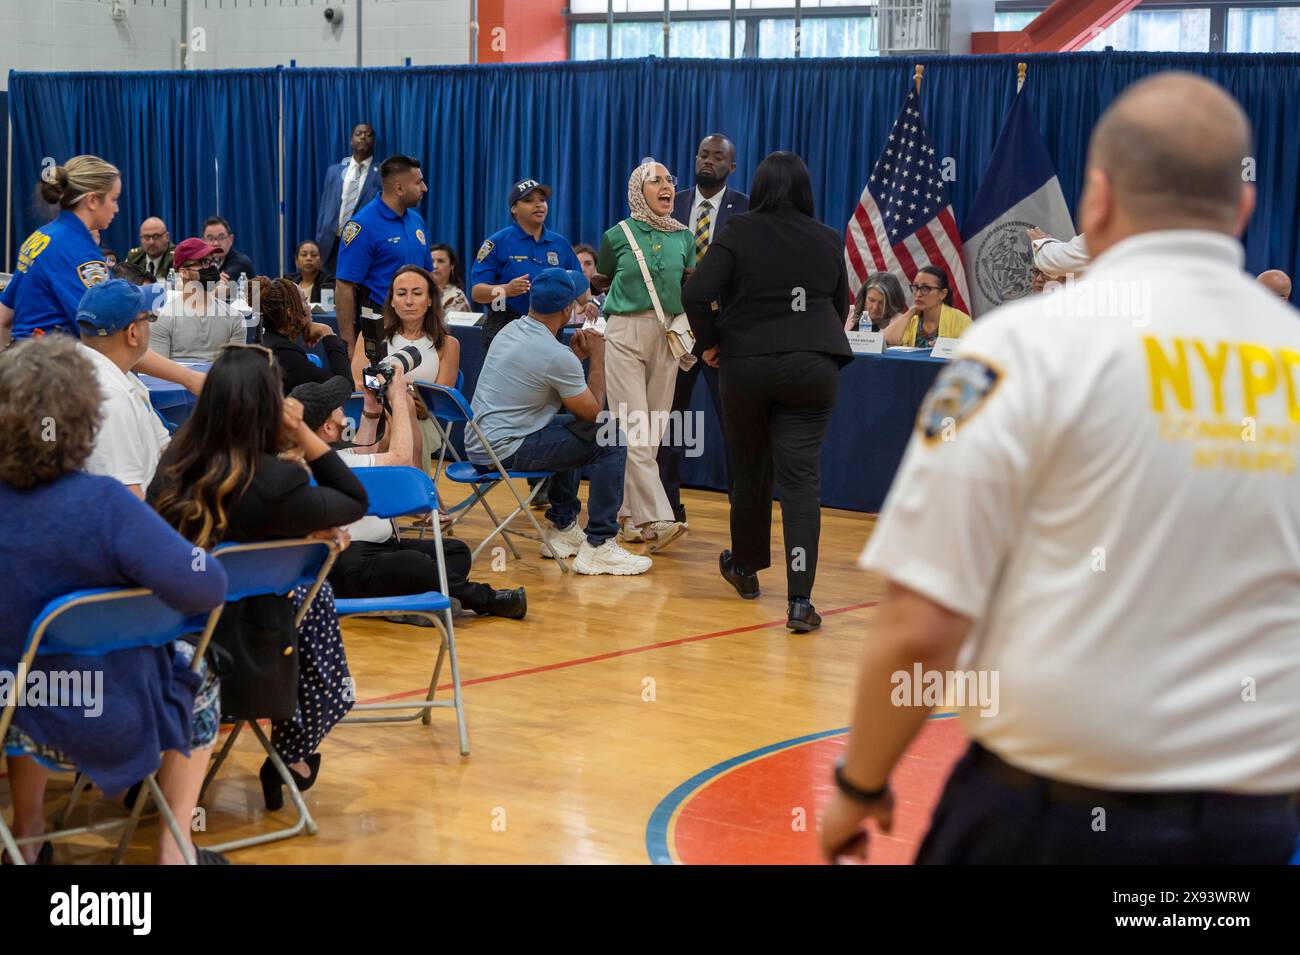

{"left": 604, "top": 309, "right": 680, "bottom": 526}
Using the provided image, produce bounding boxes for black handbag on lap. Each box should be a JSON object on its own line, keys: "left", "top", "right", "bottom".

{"left": 206, "top": 594, "right": 300, "bottom": 720}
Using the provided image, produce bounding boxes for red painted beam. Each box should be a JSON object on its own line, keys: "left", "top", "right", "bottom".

{"left": 970, "top": 0, "right": 1145, "bottom": 55}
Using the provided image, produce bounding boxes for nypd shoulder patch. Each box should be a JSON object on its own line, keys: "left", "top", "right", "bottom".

{"left": 342, "top": 221, "right": 361, "bottom": 246}
{"left": 76, "top": 260, "right": 110, "bottom": 289}
{"left": 916, "top": 356, "right": 1003, "bottom": 444}
{"left": 415, "top": 228, "right": 426, "bottom": 246}
{"left": 476, "top": 239, "right": 494, "bottom": 263}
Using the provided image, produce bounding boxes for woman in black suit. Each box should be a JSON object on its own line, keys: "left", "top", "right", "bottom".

{"left": 682, "top": 152, "right": 852, "bottom": 633}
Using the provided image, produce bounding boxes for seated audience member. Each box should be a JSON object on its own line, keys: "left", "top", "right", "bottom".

{"left": 466, "top": 268, "right": 649, "bottom": 577}
{"left": 257, "top": 275, "right": 351, "bottom": 394}
{"left": 847, "top": 271, "right": 908, "bottom": 332}
{"left": 127, "top": 217, "right": 174, "bottom": 281}
{"left": 353, "top": 266, "right": 459, "bottom": 475}
{"left": 76, "top": 278, "right": 171, "bottom": 498}
{"left": 292, "top": 374, "right": 526, "bottom": 621}
{"left": 151, "top": 237, "right": 247, "bottom": 362}
{"left": 288, "top": 239, "right": 335, "bottom": 305}
{"left": 430, "top": 243, "right": 472, "bottom": 314}
{"left": 0, "top": 336, "right": 228, "bottom": 865}
{"left": 1257, "top": 269, "right": 1292, "bottom": 301}
{"left": 884, "top": 266, "right": 972, "bottom": 347}
{"left": 148, "top": 346, "right": 367, "bottom": 810}
{"left": 202, "top": 215, "right": 255, "bottom": 284}
{"left": 574, "top": 242, "right": 606, "bottom": 313}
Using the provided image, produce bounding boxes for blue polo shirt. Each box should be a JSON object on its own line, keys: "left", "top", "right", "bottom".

{"left": 335, "top": 196, "right": 430, "bottom": 304}
{"left": 469, "top": 223, "right": 582, "bottom": 315}
{"left": 1, "top": 210, "right": 110, "bottom": 338}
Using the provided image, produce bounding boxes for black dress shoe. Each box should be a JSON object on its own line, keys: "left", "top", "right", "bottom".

{"left": 484, "top": 587, "right": 527, "bottom": 620}
{"left": 719, "top": 550, "right": 760, "bottom": 600}
{"left": 787, "top": 598, "right": 821, "bottom": 633}
{"left": 259, "top": 753, "right": 322, "bottom": 811}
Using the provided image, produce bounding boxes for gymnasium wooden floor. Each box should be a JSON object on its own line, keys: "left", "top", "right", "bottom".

{"left": 12, "top": 481, "right": 963, "bottom": 865}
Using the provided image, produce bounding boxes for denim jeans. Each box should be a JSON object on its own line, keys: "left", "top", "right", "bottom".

{"left": 500, "top": 414, "right": 626, "bottom": 546}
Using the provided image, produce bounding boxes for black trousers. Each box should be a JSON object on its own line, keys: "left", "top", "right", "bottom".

{"left": 328, "top": 536, "right": 493, "bottom": 614}
{"left": 719, "top": 352, "right": 839, "bottom": 600}
{"left": 656, "top": 350, "right": 727, "bottom": 523}
{"left": 916, "top": 743, "right": 1300, "bottom": 864}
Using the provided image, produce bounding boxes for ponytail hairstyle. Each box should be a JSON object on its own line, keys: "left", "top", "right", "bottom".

{"left": 253, "top": 275, "right": 312, "bottom": 341}
{"left": 39, "top": 155, "right": 120, "bottom": 210}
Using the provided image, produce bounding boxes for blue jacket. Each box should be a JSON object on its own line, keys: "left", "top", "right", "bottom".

{"left": 315, "top": 157, "right": 382, "bottom": 261}
{"left": 0, "top": 210, "right": 109, "bottom": 338}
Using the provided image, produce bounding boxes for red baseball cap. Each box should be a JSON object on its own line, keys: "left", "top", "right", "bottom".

{"left": 172, "top": 237, "right": 219, "bottom": 267}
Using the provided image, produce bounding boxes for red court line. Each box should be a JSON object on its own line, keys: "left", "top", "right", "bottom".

{"left": 356, "top": 599, "right": 881, "bottom": 705}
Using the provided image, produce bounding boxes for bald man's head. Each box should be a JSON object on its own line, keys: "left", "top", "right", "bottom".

{"left": 1080, "top": 73, "right": 1255, "bottom": 257}
{"left": 139, "top": 216, "right": 170, "bottom": 257}
{"left": 1257, "top": 269, "right": 1292, "bottom": 300}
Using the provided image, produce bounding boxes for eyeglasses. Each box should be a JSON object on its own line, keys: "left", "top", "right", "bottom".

{"left": 204, "top": 233, "right": 230, "bottom": 243}
{"left": 646, "top": 175, "right": 678, "bottom": 187}
{"left": 140, "top": 232, "right": 167, "bottom": 241}
{"left": 221, "top": 342, "right": 274, "bottom": 365}
{"left": 909, "top": 284, "right": 942, "bottom": 294}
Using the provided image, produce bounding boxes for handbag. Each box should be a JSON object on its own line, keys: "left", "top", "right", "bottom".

{"left": 617, "top": 219, "right": 697, "bottom": 371}
{"left": 207, "top": 594, "right": 300, "bottom": 720}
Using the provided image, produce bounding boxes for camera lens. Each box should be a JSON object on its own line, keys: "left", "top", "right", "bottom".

{"left": 381, "top": 344, "right": 423, "bottom": 375}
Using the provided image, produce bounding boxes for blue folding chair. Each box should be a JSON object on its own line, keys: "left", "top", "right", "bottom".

{"left": 1, "top": 588, "right": 222, "bottom": 866}
{"left": 195, "top": 539, "right": 336, "bottom": 854}
{"left": 334, "top": 467, "right": 469, "bottom": 755}
{"left": 416, "top": 382, "right": 568, "bottom": 572}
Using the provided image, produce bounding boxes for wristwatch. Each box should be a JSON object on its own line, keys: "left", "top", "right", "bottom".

{"left": 834, "top": 758, "right": 890, "bottom": 805}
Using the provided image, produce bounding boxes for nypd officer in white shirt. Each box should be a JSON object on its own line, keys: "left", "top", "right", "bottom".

{"left": 821, "top": 72, "right": 1300, "bottom": 865}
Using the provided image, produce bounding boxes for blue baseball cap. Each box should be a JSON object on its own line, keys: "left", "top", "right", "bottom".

{"left": 529, "top": 268, "right": 588, "bottom": 314}
{"left": 76, "top": 279, "right": 168, "bottom": 337}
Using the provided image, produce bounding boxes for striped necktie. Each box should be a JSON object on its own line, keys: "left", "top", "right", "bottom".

{"left": 339, "top": 161, "right": 364, "bottom": 233}
{"left": 694, "top": 200, "right": 713, "bottom": 260}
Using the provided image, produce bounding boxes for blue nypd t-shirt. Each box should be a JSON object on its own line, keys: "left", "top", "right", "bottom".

{"left": 469, "top": 223, "right": 582, "bottom": 315}
{"left": 1, "top": 210, "right": 110, "bottom": 338}
{"left": 335, "top": 196, "right": 431, "bottom": 304}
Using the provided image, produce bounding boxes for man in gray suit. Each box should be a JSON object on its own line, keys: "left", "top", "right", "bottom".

{"left": 658, "top": 133, "right": 749, "bottom": 526}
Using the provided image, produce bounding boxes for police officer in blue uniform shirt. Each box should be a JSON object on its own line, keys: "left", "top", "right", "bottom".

{"left": 469, "top": 178, "right": 587, "bottom": 350}
{"left": 0, "top": 156, "right": 117, "bottom": 343}
{"left": 334, "top": 154, "right": 431, "bottom": 356}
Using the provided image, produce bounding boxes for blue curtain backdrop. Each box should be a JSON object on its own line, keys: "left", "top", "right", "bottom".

{"left": 8, "top": 52, "right": 1300, "bottom": 285}
{"left": 6, "top": 69, "right": 281, "bottom": 273}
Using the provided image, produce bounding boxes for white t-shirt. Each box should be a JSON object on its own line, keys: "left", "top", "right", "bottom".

{"left": 81, "top": 344, "right": 171, "bottom": 489}
{"left": 336, "top": 449, "right": 394, "bottom": 543}
{"left": 861, "top": 229, "right": 1300, "bottom": 793}
{"left": 388, "top": 331, "right": 442, "bottom": 386}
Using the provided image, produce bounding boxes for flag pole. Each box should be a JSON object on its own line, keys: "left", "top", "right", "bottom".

{"left": 1017, "top": 62, "right": 1027, "bottom": 93}
{"left": 914, "top": 64, "right": 924, "bottom": 94}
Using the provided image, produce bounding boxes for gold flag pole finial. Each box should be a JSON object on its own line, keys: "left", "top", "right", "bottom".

{"left": 1017, "top": 62, "right": 1028, "bottom": 93}
{"left": 914, "top": 64, "right": 925, "bottom": 94}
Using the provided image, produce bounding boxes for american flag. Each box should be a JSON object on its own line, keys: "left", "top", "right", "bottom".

{"left": 844, "top": 87, "right": 971, "bottom": 314}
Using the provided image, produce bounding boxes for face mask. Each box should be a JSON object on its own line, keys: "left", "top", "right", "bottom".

{"left": 197, "top": 265, "right": 221, "bottom": 285}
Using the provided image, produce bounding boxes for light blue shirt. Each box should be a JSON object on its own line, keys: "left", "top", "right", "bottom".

{"left": 465, "top": 317, "right": 587, "bottom": 465}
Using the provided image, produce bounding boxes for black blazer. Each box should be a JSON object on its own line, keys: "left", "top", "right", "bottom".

{"left": 264, "top": 328, "right": 351, "bottom": 395}
{"left": 682, "top": 207, "right": 853, "bottom": 366}
{"left": 672, "top": 185, "right": 749, "bottom": 235}
{"left": 287, "top": 270, "right": 336, "bottom": 305}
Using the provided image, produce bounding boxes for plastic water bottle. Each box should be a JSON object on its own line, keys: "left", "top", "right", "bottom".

{"left": 237, "top": 273, "right": 247, "bottom": 303}
{"left": 166, "top": 267, "right": 177, "bottom": 291}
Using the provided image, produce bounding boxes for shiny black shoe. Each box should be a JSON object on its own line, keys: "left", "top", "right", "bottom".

{"left": 259, "top": 753, "right": 321, "bottom": 811}
{"left": 786, "top": 598, "right": 821, "bottom": 633}
{"left": 484, "top": 587, "right": 527, "bottom": 620}
{"left": 719, "top": 550, "right": 760, "bottom": 600}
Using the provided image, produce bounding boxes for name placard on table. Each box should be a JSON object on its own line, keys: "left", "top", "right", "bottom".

{"left": 846, "top": 330, "right": 885, "bottom": 354}
{"left": 930, "top": 337, "right": 961, "bottom": 360}
{"left": 445, "top": 311, "right": 482, "bottom": 328}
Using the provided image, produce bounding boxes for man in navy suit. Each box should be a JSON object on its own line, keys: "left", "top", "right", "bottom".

{"left": 658, "top": 133, "right": 749, "bottom": 526}
{"left": 315, "top": 123, "right": 381, "bottom": 269}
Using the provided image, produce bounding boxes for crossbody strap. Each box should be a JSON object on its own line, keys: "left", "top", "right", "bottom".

{"left": 618, "top": 219, "right": 670, "bottom": 331}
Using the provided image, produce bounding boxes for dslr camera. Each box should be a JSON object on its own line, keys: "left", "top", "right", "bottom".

{"left": 359, "top": 307, "right": 422, "bottom": 402}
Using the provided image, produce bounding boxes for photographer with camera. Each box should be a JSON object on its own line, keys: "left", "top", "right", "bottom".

{"left": 294, "top": 372, "right": 527, "bottom": 623}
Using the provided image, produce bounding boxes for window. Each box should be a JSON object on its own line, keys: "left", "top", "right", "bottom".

{"left": 671, "top": 19, "right": 748, "bottom": 58}
{"left": 757, "top": 15, "right": 876, "bottom": 57}
{"left": 994, "top": 11, "right": 1038, "bottom": 32}
{"left": 1081, "top": 9, "right": 1211, "bottom": 53}
{"left": 1226, "top": 8, "right": 1300, "bottom": 53}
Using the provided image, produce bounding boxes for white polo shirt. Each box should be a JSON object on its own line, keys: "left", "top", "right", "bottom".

{"left": 862, "top": 229, "right": 1300, "bottom": 793}
{"left": 81, "top": 343, "right": 171, "bottom": 490}
{"left": 336, "top": 449, "right": 394, "bottom": 544}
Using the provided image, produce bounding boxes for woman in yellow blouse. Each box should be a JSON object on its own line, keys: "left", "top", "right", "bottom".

{"left": 883, "top": 265, "right": 971, "bottom": 347}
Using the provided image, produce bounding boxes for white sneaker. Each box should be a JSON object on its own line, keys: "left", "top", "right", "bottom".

{"left": 540, "top": 522, "right": 586, "bottom": 560}
{"left": 645, "top": 520, "right": 687, "bottom": 553}
{"left": 618, "top": 521, "right": 645, "bottom": 544}
{"left": 573, "top": 539, "right": 653, "bottom": 576}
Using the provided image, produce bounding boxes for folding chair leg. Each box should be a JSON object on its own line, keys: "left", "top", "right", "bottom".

{"left": 111, "top": 775, "right": 154, "bottom": 865}
{"left": 200, "top": 720, "right": 243, "bottom": 802}
{"left": 476, "top": 492, "right": 524, "bottom": 560}
{"left": 202, "top": 721, "right": 318, "bottom": 854}
{"left": 441, "top": 614, "right": 470, "bottom": 756}
{"left": 0, "top": 816, "right": 23, "bottom": 866}
{"left": 147, "top": 774, "right": 196, "bottom": 865}
{"left": 56, "top": 772, "right": 94, "bottom": 828}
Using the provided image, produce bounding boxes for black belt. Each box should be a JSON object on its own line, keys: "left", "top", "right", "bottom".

{"left": 971, "top": 743, "right": 1300, "bottom": 814}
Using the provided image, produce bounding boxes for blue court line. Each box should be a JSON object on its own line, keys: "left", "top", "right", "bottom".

{"left": 645, "top": 713, "right": 959, "bottom": 865}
